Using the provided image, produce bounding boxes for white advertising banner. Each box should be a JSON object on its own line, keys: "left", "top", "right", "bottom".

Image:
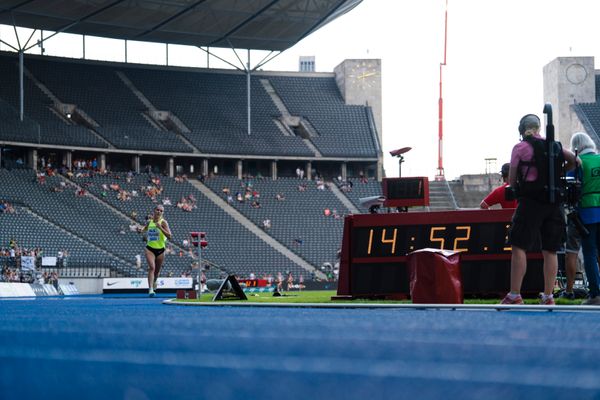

{"left": 0, "top": 282, "right": 36, "bottom": 297}
{"left": 20, "top": 256, "right": 36, "bottom": 271}
{"left": 103, "top": 277, "right": 193, "bottom": 290}
{"left": 42, "top": 257, "right": 57, "bottom": 267}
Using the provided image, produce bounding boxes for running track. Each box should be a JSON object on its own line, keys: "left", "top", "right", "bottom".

{"left": 1, "top": 295, "right": 600, "bottom": 399}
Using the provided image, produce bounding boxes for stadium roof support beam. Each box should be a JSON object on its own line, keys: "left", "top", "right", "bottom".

{"left": 207, "top": 0, "right": 281, "bottom": 47}
{"left": 134, "top": 0, "right": 209, "bottom": 41}
{"left": 3, "top": 0, "right": 125, "bottom": 121}
{"left": 20, "top": 0, "right": 126, "bottom": 53}
{"left": 0, "top": 1, "right": 363, "bottom": 51}
{"left": 295, "top": 0, "right": 350, "bottom": 45}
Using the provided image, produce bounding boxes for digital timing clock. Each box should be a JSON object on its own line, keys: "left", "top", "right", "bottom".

{"left": 335, "top": 208, "right": 543, "bottom": 299}
{"left": 240, "top": 279, "right": 268, "bottom": 288}
{"left": 382, "top": 177, "right": 429, "bottom": 208}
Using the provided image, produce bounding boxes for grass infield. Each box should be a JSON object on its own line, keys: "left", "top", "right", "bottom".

{"left": 176, "top": 290, "right": 583, "bottom": 305}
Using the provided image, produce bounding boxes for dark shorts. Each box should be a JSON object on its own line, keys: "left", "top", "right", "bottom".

{"left": 565, "top": 217, "right": 581, "bottom": 254}
{"left": 508, "top": 197, "right": 566, "bottom": 252}
{"left": 145, "top": 246, "right": 165, "bottom": 257}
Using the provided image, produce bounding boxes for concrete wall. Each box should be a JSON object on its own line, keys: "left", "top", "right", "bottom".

{"left": 543, "top": 57, "right": 595, "bottom": 145}
{"left": 459, "top": 173, "right": 501, "bottom": 192}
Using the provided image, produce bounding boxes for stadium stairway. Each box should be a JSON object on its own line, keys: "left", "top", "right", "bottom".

{"left": 428, "top": 179, "right": 459, "bottom": 211}
{"left": 189, "top": 179, "right": 327, "bottom": 280}
{"left": 330, "top": 184, "right": 360, "bottom": 214}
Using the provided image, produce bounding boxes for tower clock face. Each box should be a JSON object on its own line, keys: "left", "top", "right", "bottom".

{"left": 566, "top": 63, "right": 587, "bottom": 85}
{"left": 348, "top": 61, "right": 378, "bottom": 89}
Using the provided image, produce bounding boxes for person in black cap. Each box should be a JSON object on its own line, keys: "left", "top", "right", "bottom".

{"left": 480, "top": 163, "right": 517, "bottom": 209}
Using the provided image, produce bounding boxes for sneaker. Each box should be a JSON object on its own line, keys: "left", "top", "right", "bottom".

{"left": 149, "top": 289, "right": 155, "bottom": 298}
{"left": 501, "top": 293, "right": 524, "bottom": 305}
{"left": 582, "top": 295, "right": 600, "bottom": 305}
{"left": 558, "top": 291, "right": 575, "bottom": 300}
{"left": 540, "top": 295, "right": 555, "bottom": 305}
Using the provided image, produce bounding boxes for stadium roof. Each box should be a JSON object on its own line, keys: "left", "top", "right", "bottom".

{"left": 0, "top": 0, "right": 362, "bottom": 51}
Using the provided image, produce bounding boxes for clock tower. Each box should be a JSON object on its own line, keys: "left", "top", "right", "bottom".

{"left": 335, "top": 59, "right": 383, "bottom": 178}
{"left": 543, "top": 56, "right": 594, "bottom": 145}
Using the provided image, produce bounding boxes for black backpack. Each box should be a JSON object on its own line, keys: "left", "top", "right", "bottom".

{"left": 517, "top": 136, "right": 565, "bottom": 203}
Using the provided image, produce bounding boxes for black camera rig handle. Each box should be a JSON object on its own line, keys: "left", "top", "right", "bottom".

{"left": 543, "top": 103, "right": 556, "bottom": 204}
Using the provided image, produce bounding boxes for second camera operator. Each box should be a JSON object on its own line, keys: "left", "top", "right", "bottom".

{"left": 570, "top": 132, "right": 600, "bottom": 305}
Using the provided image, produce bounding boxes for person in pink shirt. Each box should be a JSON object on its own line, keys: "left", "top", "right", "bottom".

{"left": 501, "top": 114, "right": 577, "bottom": 305}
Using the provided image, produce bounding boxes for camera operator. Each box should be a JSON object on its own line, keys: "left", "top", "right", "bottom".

{"left": 569, "top": 132, "right": 600, "bottom": 305}
{"left": 480, "top": 163, "right": 517, "bottom": 209}
{"left": 501, "top": 114, "right": 577, "bottom": 305}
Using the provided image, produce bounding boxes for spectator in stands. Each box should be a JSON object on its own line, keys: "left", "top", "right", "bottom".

{"left": 275, "top": 193, "right": 285, "bottom": 201}
{"left": 142, "top": 204, "right": 173, "bottom": 297}
{"left": 359, "top": 171, "right": 368, "bottom": 184}
{"left": 276, "top": 272, "right": 284, "bottom": 292}
{"left": 262, "top": 219, "right": 271, "bottom": 230}
{"left": 49, "top": 271, "right": 59, "bottom": 288}
{"left": 316, "top": 179, "right": 326, "bottom": 191}
{"left": 480, "top": 163, "right": 517, "bottom": 209}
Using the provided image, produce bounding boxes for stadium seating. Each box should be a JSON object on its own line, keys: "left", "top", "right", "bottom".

{"left": 268, "top": 76, "right": 379, "bottom": 157}
{"left": 124, "top": 68, "right": 315, "bottom": 156}
{"left": 0, "top": 53, "right": 109, "bottom": 148}
{"left": 66, "top": 171, "right": 308, "bottom": 278}
{"left": 334, "top": 178, "right": 383, "bottom": 212}
{"left": 203, "top": 175, "right": 346, "bottom": 268}
{"left": 0, "top": 51, "right": 380, "bottom": 281}
{"left": 0, "top": 205, "right": 130, "bottom": 274}
{"left": 0, "top": 51, "right": 377, "bottom": 159}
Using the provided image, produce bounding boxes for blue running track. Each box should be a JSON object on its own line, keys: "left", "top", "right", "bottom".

{"left": 1, "top": 295, "right": 600, "bottom": 399}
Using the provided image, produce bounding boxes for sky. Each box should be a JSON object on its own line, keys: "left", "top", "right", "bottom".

{"left": 2, "top": 0, "right": 600, "bottom": 180}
